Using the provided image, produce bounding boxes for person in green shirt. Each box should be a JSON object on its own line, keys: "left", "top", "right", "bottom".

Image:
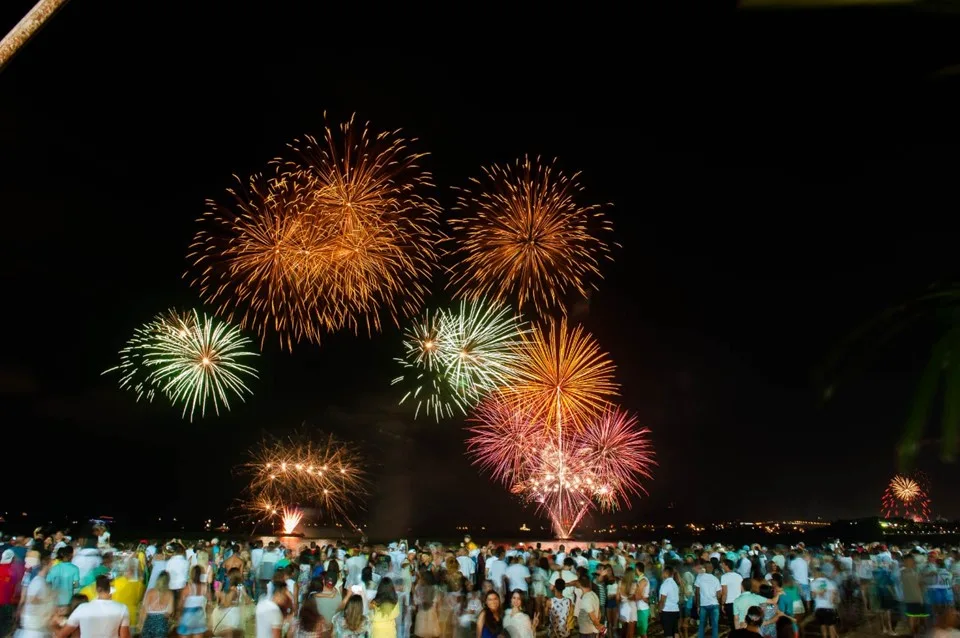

{"left": 47, "top": 546, "right": 80, "bottom": 607}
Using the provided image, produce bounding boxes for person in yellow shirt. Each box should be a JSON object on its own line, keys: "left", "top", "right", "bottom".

{"left": 113, "top": 560, "right": 145, "bottom": 627}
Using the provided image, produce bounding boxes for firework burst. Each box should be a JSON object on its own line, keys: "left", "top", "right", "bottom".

{"left": 448, "top": 156, "right": 613, "bottom": 315}
{"left": 882, "top": 473, "right": 931, "bottom": 521}
{"left": 241, "top": 432, "right": 367, "bottom": 527}
{"left": 281, "top": 114, "right": 444, "bottom": 335}
{"left": 105, "top": 309, "right": 257, "bottom": 420}
{"left": 188, "top": 115, "right": 442, "bottom": 349}
{"left": 466, "top": 399, "right": 655, "bottom": 538}
{"left": 505, "top": 318, "right": 618, "bottom": 432}
{"left": 392, "top": 300, "right": 526, "bottom": 420}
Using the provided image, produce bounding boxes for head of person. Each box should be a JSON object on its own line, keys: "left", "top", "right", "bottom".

{"left": 758, "top": 583, "right": 775, "bottom": 599}
{"left": 622, "top": 567, "right": 635, "bottom": 586}
{"left": 484, "top": 590, "right": 501, "bottom": 612}
{"left": 342, "top": 594, "right": 365, "bottom": 630}
{"left": 746, "top": 606, "right": 763, "bottom": 629}
{"left": 374, "top": 577, "right": 398, "bottom": 609}
{"left": 771, "top": 573, "right": 783, "bottom": 588}
{"left": 155, "top": 571, "right": 170, "bottom": 593}
{"left": 228, "top": 569, "right": 243, "bottom": 589}
{"left": 361, "top": 565, "right": 373, "bottom": 586}
{"left": 579, "top": 574, "right": 592, "bottom": 591}
{"left": 702, "top": 560, "right": 714, "bottom": 574}
{"left": 510, "top": 589, "right": 525, "bottom": 611}
{"left": 95, "top": 574, "right": 111, "bottom": 597}
{"left": 663, "top": 564, "right": 674, "bottom": 578}
{"left": 59, "top": 546, "right": 74, "bottom": 562}
{"left": 775, "top": 616, "right": 794, "bottom": 638}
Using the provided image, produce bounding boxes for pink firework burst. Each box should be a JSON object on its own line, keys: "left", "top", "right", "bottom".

{"left": 466, "top": 393, "right": 546, "bottom": 484}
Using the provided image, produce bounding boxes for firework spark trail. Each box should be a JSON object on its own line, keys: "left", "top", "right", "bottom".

{"left": 0, "top": 0, "right": 70, "bottom": 73}
{"left": 392, "top": 300, "right": 526, "bottom": 420}
{"left": 241, "top": 433, "right": 367, "bottom": 526}
{"left": 281, "top": 508, "right": 303, "bottom": 535}
{"left": 882, "top": 473, "right": 931, "bottom": 521}
{"left": 104, "top": 309, "right": 257, "bottom": 421}
{"left": 189, "top": 115, "right": 443, "bottom": 350}
{"left": 448, "top": 156, "right": 613, "bottom": 315}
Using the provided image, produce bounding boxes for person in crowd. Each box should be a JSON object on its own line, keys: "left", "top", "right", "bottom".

{"left": 57, "top": 575, "right": 130, "bottom": 638}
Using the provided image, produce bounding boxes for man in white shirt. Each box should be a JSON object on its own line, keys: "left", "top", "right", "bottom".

{"left": 486, "top": 548, "right": 507, "bottom": 596}
{"left": 57, "top": 575, "right": 129, "bottom": 638}
{"left": 659, "top": 565, "right": 681, "bottom": 638}
{"left": 811, "top": 568, "right": 839, "bottom": 638}
{"left": 789, "top": 552, "right": 810, "bottom": 611}
{"left": 344, "top": 546, "right": 368, "bottom": 587}
{"left": 255, "top": 585, "right": 286, "bottom": 638}
{"left": 577, "top": 576, "right": 602, "bottom": 637}
{"left": 719, "top": 559, "right": 743, "bottom": 626}
{"left": 737, "top": 552, "right": 752, "bottom": 579}
{"left": 504, "top": 555, "right": 531, "bottom": 593}
{"left": 73, "top": 544, "right": 101, "bottom": 587}
{"left": 555, "top": 545, "right": 566, "bottom": 568}
{"left": 164, "top": 545, "right": 189, "bottom": 607}
{"left": 572, "top": 549, "right": 588, "bottom": 570}
{"left": 455, "top": 548, "right": 475, "bottom": 582}
{"left": 695, "top": 561, "right": 722, "bottom": 638}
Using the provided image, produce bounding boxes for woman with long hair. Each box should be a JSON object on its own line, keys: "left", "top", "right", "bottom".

{"left": 531, "top": 558, "right": 550, "bottom": 627}
{"left": 212, "top": 568, "right": 247, "bottom": 638}
{"left": 476, "top": 590, "right": 503, "bottom": 638}
{"left": 371, "top": 577, "right": 400, "bottom": 638}
{"left": 618, "top": 568, "right": 638, "bottom": 638}
{"left": 332, "top": 594, "right": 370, "bottom": 638}
{"left": 296, "top": 600, "right": 324, "bottom": 638}
{"left": 314, "top": 574, "right": 342, "bottom": 638}
{"left": 177, "top": 565, "right": 209, "bottom": 638}
{"left": 503, "top": 590, "right": 536, "bottom": 638}
{"left": 139, "top": 571, "right": 174, "bottom": 638}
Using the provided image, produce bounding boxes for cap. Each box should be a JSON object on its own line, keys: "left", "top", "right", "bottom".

{"left": 0, "top": 550, "right": 13, "bottom": 564}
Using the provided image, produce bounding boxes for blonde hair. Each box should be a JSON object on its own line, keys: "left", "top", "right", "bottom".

{"left": 343, "top": 595, "right": 365, "bottom": 631}
{"left": 197, "top": 550, "right": 209, "bottom": 569}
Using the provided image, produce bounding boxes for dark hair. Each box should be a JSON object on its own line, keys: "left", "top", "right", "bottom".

{"left": 374, "top": 577, "right": 398, "bottom": 608}
{"left": 775, "top": 616, "right": 793, "bottom": 638}
{"left": 758, "top": 583, "right": 775, "bottom": 599}
{"left": 481, "top": 591, "right": 502, "bottom": 632}
{"left": 554, "top": 578, "right": 566, "bottom": 591}
{"left": 771, "top": 573, "right": 783, "bottom": 587}
{"left": 745, "top": 606, "right": 763, "bottom": 626}
{"left": 299, "top": 598, "right": 321, "bottom": 633}
{"left": 95, "top": 574, "right": 111, "bottom": 594}
{"left": 723, "top": 559, "right": 734, "bottom": 570}
{"left": 191, "top": 565, "right": 203, "bottom": 585}
{"left": 578, "top": 574, "right": 591, "bottom": 588}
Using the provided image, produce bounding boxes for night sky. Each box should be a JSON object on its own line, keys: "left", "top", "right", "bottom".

{"left": 4, "top": 3, "right": 960, "bottom": 537}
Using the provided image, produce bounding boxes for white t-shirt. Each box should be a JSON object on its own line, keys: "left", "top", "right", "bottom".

{"left": 812, "top": 577, "right": 837, "bottom": 610}
{"left": 659, "top": 577, "right": 680, "bottom": 612}
{"left": 737, "top": 557, "right": 752, "bottom": 579}
{"left": 695, "top": 573, "right": 721, "bottom": 606}
{"left": 166, "top": 555, "right": 189, "bottom": 590}
{"left": 578, "top": 590, "right": 601, "bottom": 634}
{"left": 66, "top": 599, "right": 130, "bottom": 638}
{"left": 505, "top": 563, "right": 531, "bottom": 592}
{"left": 74, "top": 549, "right": 102, "bottom": 586}
{"left": 456, "top": 556, "right": 475, "bottom": 580}
{"left": 720, "top": 572, "right": 743, "bottom": 604}
{"left": 789, "top": 557, "right": 809, "bottom": 586}
{"left": 256, "top": 598, "right": 283, "bottom": 638}
{"left": 555, "top": 553, "right": 566, "bottom": 567}
{"left": 488, "top": 559, "right": 507, "bottom": 588}
{"left": 251, "top": 548, "right": 263, "bottom": 570}
{"left": 574, "top": 555, "right": 588, "bottom": 569}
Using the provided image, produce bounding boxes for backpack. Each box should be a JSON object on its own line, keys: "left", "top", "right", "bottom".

{"left": 565, "top": 598, "right": 577, "bottom": 633}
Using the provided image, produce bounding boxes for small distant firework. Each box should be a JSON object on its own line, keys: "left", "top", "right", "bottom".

{"left": 0, "top": 0, "right": 70, "bottom": 73}
{"left": 882, "top": 473, "right": 931, "bottom": 521}
{"left": 241, "top": 432, "right": 367, "bottom": 526}
{"left": 104, "top": 309, "right": 257, "bottom": 421}
{"left": 188, "top": 115, "right": 443, "bottom": 349}
{"left": 392, "top": 300, "right": 525, "bottom": 420}
{"left": 448, "top": 156, "right": 613, "bottom": 315}
{"left": 280, "top": 507, "right": 303, "bottom": 535}
{"left": 505, "top": 318, "right": 618, "bottom": 432}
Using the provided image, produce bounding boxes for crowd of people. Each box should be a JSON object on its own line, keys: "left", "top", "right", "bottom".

{"left": 1, "top": 526, "right": 959, "bottom": 638}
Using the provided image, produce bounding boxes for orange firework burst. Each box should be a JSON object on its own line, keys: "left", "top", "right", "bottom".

{"left": 448, "top": 156, "right": 613, "bottom": 314}
{"left": 188, "top": 115, "right": 442, "bottom": 349}
{"left": 281, "top": 507, "right": 303, "bottom": 535}
{"left": 280, "top": 114, "right": 444, "bottom": 336}
{"left": 240, "top": 432, "right": 367, "bottom": 526}
{"left": 505, "top": 318, "right": 618, "bottom": 432}
{"left": 882, "top": 473, "right": 930, "bottom": 521}
{"left": 188, "top": 171, "right": 326, "bottom": 350}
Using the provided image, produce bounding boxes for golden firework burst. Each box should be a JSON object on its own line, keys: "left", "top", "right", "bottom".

{"left": 448, "top": 156, "right": 613, "bottom": 314}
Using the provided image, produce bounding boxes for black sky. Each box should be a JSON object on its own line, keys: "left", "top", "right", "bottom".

{"left": 4, "top": 2, "right": 960, "bottom": 536}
